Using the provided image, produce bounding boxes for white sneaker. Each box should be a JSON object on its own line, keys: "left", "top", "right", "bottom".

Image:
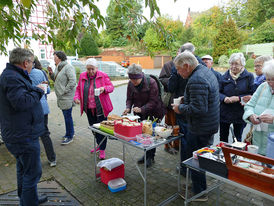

{"left": 49, "top": 160, "right": 57, "bottom": 167}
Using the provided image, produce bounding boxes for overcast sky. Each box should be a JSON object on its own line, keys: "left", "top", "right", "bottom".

{"left": 95, "top": 0, "right": 227, "bottom": 23}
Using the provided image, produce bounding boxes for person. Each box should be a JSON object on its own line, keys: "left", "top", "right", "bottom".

{"left": 179, "top": 42, "right": 207, "bottom": 67}
{"left": 123, "top": 64, "right": 165, "bottom": 167}
{"left": 219, "top": 53, "right": 254, "bottom": 142}
{"left": 48, "top": 51, "right": 76, "bottom": 145}
{"left": 172, "top": 51, "right": 219, "bottom": 200}
{"left": 0, "top": 48, "right": 48, "bottom": 205}
{"left": 159, "top": 59, "right": 180, "bottom": 154}
{"left": 243, "top": 60, "right": 274, "bottom": 155}
{"left": 201, "top": 55, "right": 222, "bottom": 84}
{"left": 242, "top": 55, "right": 273, "bottom": 103}
{"left": 29, "top": 58, "right": 57, "bottom": 167}
{"left": 74, "top": 58, "right": 114, "bottom": 160}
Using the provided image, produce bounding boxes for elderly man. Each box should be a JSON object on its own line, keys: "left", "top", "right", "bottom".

{"left": 0, "top": 48, "right": 47, "bottom": 205}
{"left": 172, "top": 51, "right": 219, "bottom": 201}
{"left": 201, "top": 55, "right": 222, "bottom": 84}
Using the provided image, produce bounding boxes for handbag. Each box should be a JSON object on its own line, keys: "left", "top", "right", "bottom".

{"left": 244, "top": 125, "right": 253, "bottom": 145}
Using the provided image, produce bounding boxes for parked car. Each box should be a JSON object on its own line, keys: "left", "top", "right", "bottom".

{"left": 121, "top": 60, "right": 130, "bottom": 68}
{"left": 98, "top": 61, "right": 128, "bottom": 77}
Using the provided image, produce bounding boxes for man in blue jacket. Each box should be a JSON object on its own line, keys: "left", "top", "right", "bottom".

{"left": 0, "top": 48, "right": 47, "bottom": 205}
{"left": 172, "top": 51, "right": 220, "bottom": 201}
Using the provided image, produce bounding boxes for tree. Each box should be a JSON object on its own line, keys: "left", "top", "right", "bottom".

{"left": 248, "top": 18, "right": 274, "bottom": 43}
{"left": 0, "top": 0, "right": 161, "bottom": 54}
{"left": 78, "top": 33, "right": 99, "bottom": 57}
{"left": 213, "top": 17, "right": 243, "bottom": 61}
{"left": 143, "top": 27, "right": 165, "bottom": 54}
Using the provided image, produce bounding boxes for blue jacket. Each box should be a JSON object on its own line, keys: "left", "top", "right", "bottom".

{"left": 219, "top": 69, "right": 254, "bottom": 124}
{"left": 210, "top": 68, "right": 222, "bottom": 85}
{"left": 0, "top": 63, "right": 45, "bottom": 144}
{"left": 178, "top": 64, "right": 220, "bottom": 135}
{"left": 29, "top": 68, "right": 50, "bottom": 115}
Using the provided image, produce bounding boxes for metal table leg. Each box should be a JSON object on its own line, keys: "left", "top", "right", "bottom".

{"left": 184, "top": 167, "right": 190, "bottom": 206}
{"left": 144, "top": 150, "right": 147, "bottom": 206}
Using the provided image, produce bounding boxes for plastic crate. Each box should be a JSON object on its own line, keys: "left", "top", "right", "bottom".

{"left": 100, "top": 164, "right": 125, "bottom": 185}
{"left": 108, "top": 178, "right": 126, "bottom": 193}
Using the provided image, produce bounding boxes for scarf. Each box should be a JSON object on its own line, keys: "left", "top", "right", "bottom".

{"left": 229, "top": 67, "right": 244, "bottom": 81}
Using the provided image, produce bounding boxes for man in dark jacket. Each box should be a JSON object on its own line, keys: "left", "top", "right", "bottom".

{"left": 172, "top": 51, "right": 220, "bottom": 201}
{"left": 0, "top": 48, "right": 47, "bottom": 205}
{"left": 123, "top": 64, "right": 165, "bottom": 167}
{"left": 201, "top": 55, "right": 222, "bottom": 84}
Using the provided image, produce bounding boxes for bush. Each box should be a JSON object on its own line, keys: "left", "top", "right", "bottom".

{"left": 79, "top": 33, "right": 99, "bottom": 57}
{"left": 245, "top": 59, "right": 254, "bottom": 70}
{"left": 74, "top": 67, "right": 81, "bottom": 82}
{"left": 218, "top": 55, "right": 229, "bottom": 68}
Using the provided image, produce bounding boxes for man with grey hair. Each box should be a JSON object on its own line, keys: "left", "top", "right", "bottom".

{"left": 172, "top": 51, "right": 219, "bottom": 201}
{"left": 0, "top": 48, "right": 48, "bottom": 205}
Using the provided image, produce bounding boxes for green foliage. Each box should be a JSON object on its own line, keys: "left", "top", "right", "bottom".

{"left": 248, "top": 19, "right": 274, "bottom": 43}
{"left": 245, "top": 58, "right": 254, "bottom": 69}
{"left": 74, "top": 67, "right": 81, "bottom": 81}
{"left": 195, "top": 46, "right": 213, "bottom": 58}
{"left": 78, "top": 33, "right": 99, "bottom": 57}
{"left": 143, "top": 28, "right": 165, "bottom": 53}
{"left": 213, "top": 17, "right": 243, "bottom": 62}
{"left": 227, "top": 48, "right": 241, "bottom": 58}
{"left": 218, "top": 55, "right": 229, "bottom": 67}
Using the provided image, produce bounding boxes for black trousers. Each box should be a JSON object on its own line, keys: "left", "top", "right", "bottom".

{"left": 40, "top": 115, "right": 56, "bottom": 162}
{"left": 220, "top": 122, "right": 246, "bottom": 142}
{"left": 86, "top": 109, "right": 107, "bottom": 150}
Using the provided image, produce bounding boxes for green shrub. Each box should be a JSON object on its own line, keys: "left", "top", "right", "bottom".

{"left": 245, "top": 59, "right": 254, "bottom": 70}
{"left": 79, "top": 33, "right": 99, "bottom": 57}
{"left": 218, "top": 55, "right": 229, "bottom": 68}
{"left": 227, "top": 49, "right": 241, "bottom": 58}
{"left": 74, "top": 67, "right": 81, "bottom": 82}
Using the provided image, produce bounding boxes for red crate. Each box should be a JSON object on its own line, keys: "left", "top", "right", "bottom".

{"left": 100, "top": 164, "right": 125, "bottom": 185}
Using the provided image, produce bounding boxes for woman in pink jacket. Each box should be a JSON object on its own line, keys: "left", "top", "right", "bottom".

{"left": 74, "top": 58, "right": 114, "bottom": 159}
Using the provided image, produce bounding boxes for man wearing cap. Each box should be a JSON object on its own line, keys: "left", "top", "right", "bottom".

{"left": 201, "top": 55, "right": 222, "bottom": 84}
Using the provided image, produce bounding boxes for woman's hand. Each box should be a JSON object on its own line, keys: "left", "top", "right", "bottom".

{"left": 99, "top": 87, "right": 105, "bottom": 93}
{"left": 132, "top": 107, "right": 141, "bottom": 113}
{"left": 47, "top": 66, "right": 53, "bottom": 74}
{"left": 249, "top": 114, "right": 261, "bottom": 125}
{"left": 224, "top": 97, "right": 232, "bottom": 104}
{"left": 74, "top": 99, "right": 80, "bottom": 104}
{"left": 242, "top": 95, "right": 252, "bottom": 103}
{"left": 230, "top": 96, "right": 240, "bottom": 103}
{"left": 259, "top": 114, "right": 274, "bottom": 124}
{"left": 122, "top": 108, "right": 130, "bottom": 115}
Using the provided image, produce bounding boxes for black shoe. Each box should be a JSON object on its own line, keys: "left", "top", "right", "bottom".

{"left": 137, "top": 156, "right": 145, "bottom": 164}
{"left": 38, "top": 194, "right": 48, "bottom": 204}
{"left": 146, "top": 157, "right": 155, "bottom": 168}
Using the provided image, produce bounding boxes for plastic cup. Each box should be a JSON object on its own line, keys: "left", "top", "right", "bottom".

{"left": 41, "top": 84, "right": 47, "bottom": 94}
{"left": 94, "top": 88, "right": 100, "bottom": 96}
{"left": 247, "top": 145, "right": 259, "bottom": 154}
{"left": 173, "top": 98, "right": 181, "bottom": 105}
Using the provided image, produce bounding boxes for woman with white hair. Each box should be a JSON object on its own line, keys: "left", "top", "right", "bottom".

{"left": 74, "top": 58, "right": 114, "bottom": 159}
{"left": 243, "top": 60, "right": 274, "bottom": 155}
{"left": 219, "top": 53, "right": 254, "bottom": 142}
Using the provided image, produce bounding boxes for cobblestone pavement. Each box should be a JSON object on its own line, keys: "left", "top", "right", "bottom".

{"left": 0, "top": 81, "right": 273, "bottom": 206}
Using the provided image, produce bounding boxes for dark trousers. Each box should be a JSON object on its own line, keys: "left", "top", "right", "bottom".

{"left": 62, "top": 107, "right": 74, "bottom": 139}
{"left": 86, "top": 109, "right": 107, "bottom": 150}
{"left": 5, "top": 139, "right": 42, "bottom": 206}
{"left": 186, "top": 132, "right": 214, "bottom": 194}
{"left": 40, "top": 115, "right": 56, "bottom": 162}
{"left": 220, "top": 122, "right": 246, "bottom": 142}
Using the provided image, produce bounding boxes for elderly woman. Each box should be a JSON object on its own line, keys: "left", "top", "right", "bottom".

{"left": 48, "top": 51, "right": 76, "bottom": 145}
{"left": 123, "top": 64, "right": 165, "bottom": 167}
{"left": 74, "top": 58, "right": 114, "bottom": 159}
{"left": 219, "top": 53, "right": 254, "bottom": 142}
{"left": 243, "top": 60, "right": 274, "bottom": 155}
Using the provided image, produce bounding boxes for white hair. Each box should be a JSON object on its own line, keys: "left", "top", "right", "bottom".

{"left": 174, "top": 51, "right": 198, "bottom": 68}
{"left": 229, "top": 52, "right": 246, "bottom": 66}
{"left": 86, "top": 58, "right": 98, "bottom": 67}
{"left": 254, "top": 55, "right": 273, "bottom": 64}
{"left": 180, "top": 42, "right": 195, "bottom": 53}
{"left": 263, "top": 60, "right": 274, "bottom": 78}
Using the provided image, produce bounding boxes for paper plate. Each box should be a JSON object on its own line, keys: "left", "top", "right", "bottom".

{"left": 122, "top": 115, "right": 140, "bottom": 121}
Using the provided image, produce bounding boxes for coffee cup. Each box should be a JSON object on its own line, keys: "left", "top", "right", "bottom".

{"left": 173, "top": 98, "right": 181, "bottom": 105}
{"left": 247, "top": 145, "right": 259, "bottom": 154}
{"left": 41, "top": 84, "right": 47, "bottom": 94}
{"left": 94, "top": 88, "right": 100, "bottom": 96}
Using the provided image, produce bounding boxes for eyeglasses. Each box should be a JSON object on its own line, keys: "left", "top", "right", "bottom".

{"left": 230, "top": 63, "right": 242, "bottom": 68}
{"left": 266, "top": 79, "right": 274, "bottom": 82}
{"left": 27, "top": 60, "right": 35, "bottom": 64}
{"left": 254, "top": 64, "right": 263, "bottom": 68}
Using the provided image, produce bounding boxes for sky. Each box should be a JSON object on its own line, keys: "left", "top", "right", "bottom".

{"left": 95, "top": 0, "right": 227, "bottom": 23}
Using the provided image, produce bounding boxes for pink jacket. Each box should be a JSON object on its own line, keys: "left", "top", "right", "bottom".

{"left": 74, "top": 70, "right": 114, "bottom": 117}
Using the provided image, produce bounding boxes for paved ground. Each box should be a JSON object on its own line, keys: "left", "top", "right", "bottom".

{"left": 0, "top": 80, "right": 273, "bottom": 206}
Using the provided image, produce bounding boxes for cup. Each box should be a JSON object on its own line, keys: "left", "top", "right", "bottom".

{"left": 173, "top": 98, "right": 181, "bottom": 105}
{"left": 94, "top": 88, "right": 100, "bottom": 96}
{"left": 247, "top": 145, "right": 259, "bottom": 154}
{"left": 41, "top": 83, "right": 47, "bottom": 94}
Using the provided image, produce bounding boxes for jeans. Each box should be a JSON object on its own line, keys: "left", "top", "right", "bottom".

{"left": 86, "top": 109, "right": 107, "bottom": 150}
{"left": 220, "top": 122, "right": 246, "bottom": 142}
{"left": 186, "top": 132, "right": 214, "bottom": 194}
{"left": 62, "top": 107, "right": 74, "bottom": 139}
{"left": 5, "top": 139, "right": 42, "bottom": 206}
{"left": 40, "top": 115, "right": 56, "bottom": 162}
